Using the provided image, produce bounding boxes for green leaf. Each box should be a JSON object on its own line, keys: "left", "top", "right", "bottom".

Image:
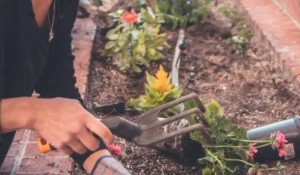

{"left": 147, "top": 49, "right": 164, "bottom": 60}
{"left": 233, "top": 146, "right": 249, "bottom": 161}
{"left": 108, "top": 10, "right": 124, "bottom": 18}
{"left": 198, "top": 157, "right": 214, "bottom": 164}
{"left": 211, "top": 125, "right": 227, "bottom": 143}
{"left": 107, "top": 34, "right": 118, "bottom": 40}
{"left": 105, "top": 41, "right": 117, "bottom": 50}
{"left": 215, "top": 116, "right": 231, "bottom": 132}
{"left": 204, "top": 100, "right": 224, "bottom": 118}
{"left": 215, "top": 150, "right": 225, "bottom": 158}
{"left": 138, "top": 30, "right": 146, "bottom": 44}
{"left": 147, "top": 33, "right": 167, "bottom": 48}
{"left": 135, "top": 44, "right": 146, "bottom": 56}
{"left": 106, "top": 28, "right": 120, "bottom": 40}
{"left": 140, "top": 8, "right": 157, "bottom": 24}
{"left": 131, "top": 30, "right": 140, "bottom": 40}
{"left": 190, "top": 131, "right": 202, "bottom": 143}
{"left": 231, "top": 125, "right": 247, "bottom": 139}
{"left": 146, "top": 72, "right": 157, "bottom": 86}
{"left": 117, "top": 33, "right": 127, "bottom": 47}
{"left": 132, "top": 65, "right": 142, "bottom": 73}
{"left": 137, "top": 56, "right": 150, "bottom": 66}
{"left": 202, "top": 167, "right": 212, "bottom": 175}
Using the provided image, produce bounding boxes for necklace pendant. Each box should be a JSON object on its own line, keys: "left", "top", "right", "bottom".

{"left": 49, "top": 31, "right": 54, "bottom": 42}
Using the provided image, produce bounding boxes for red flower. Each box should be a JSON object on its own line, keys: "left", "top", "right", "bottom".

{"left": 121, "top": 11, "right": 139, "bottom": 24}
{"left": 108, "top": 144, "right": 122, "bottom": 156}
{"left": 278, "top": 148, "right": 287, "bottom": 157}
{"left": 274, "top": 131, "right": 288, "bottom": 157}
{"left": 247, "top": 151, "right": 255, "bottom": 159}
{"left": 247, "top": 143, "right": 258, "bottom": 159}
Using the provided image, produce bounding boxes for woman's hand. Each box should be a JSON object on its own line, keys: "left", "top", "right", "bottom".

{"left": 32, "top": 97, "right": 114, "bottom": 155}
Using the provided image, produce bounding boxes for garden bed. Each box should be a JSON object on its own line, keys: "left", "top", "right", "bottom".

{"left": 82, "top": 1, "right": 300, "bottom": 174}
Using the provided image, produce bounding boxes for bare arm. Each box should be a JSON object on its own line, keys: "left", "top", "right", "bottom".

{"left": 0, "top": 97, "right": 113, "bottom": 155}
{"left": 83, "top": 150, "right": 131, "bottom": 175}
{"left": 0, "top": 97, "right": 37, "bottom": 133}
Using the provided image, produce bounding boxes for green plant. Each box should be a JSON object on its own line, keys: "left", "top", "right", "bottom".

{"left": 127, "top": 65, "right": 182, "bottom": 112}
{"left": 152, "top": 0, "right": 212, "bottom": 30}
{"left": 184, "top": 99, "right": 286, "bottom": 175}
{"left": 218, "top": 5, "right": 253, "bottom": 55}
{"left": 101, "top": 9, "right": 170, "bottom": 73}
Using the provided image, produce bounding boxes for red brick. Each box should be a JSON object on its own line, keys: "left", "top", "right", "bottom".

{"left": 24, "top": 143, "right": 67, "bottom": 157}
{"left": 29, "top": 130, "right": 40, "bottom": 141}
{"left": 17, "top": 173, "right": 60, "bottom": 175}
{"left": 0, "top": 157, "right": 15, "bottom": 174}
{"left": 18, "top": 157, "right": 73, "bottom": 174}
{"left": 6, "top": 142, "right": 21, "bottom": 157}
{"left": 237, "top": 0, "right": 300, "bottom": 87}
{"left": 277, "top": 0, "right": 300, "bottom": 23}
{"left": 14, "top": 130, "right": 25, "bottom": 142}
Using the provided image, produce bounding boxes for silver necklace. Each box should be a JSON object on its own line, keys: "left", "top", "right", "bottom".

{"left": 48, "top": 0, "right": 56, "bottom": 42}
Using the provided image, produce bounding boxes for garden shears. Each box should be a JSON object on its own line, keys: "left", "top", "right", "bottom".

{"left": 38, "top": 93, "right": 213, "bottom": 153}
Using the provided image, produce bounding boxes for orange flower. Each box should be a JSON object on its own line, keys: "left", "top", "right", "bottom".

{"left": 152, "top": 65, "right": 173, "bottom": 93}
{"left": 121, "top": 11, "right": 139, "bottom": 24}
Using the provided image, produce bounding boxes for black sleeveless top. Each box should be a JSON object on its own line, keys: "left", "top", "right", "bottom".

{"left": 0, "top": 0, "right": 83, "bottom": 166}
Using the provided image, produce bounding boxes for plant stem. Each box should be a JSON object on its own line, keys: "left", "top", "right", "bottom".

{"left": 204, "top": 145, "right": 247, "bottom": 149}
{"left": 260, "top": 168, "right": 280, "bottom": 172}
{"left": 206, "top": 150, "right": 225, "bottom": 170}
{"left": 255, "top": 142, "right": 272, "bottom": 149}
{"left": 219, "top": 157, "right": 254, "bottom": 167}
{"left": 230, "top": 138, "right": 272, "bottom": 143}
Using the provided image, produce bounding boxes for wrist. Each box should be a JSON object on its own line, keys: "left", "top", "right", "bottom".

{"left": 0, "top": 97, "right": 39, "bottom": 133}
{"left": 23, "top": 97, "right": 41, "bottom": 130}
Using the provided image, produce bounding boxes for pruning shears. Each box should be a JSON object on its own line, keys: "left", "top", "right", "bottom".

{"left": 38, "top": 93, "right": 213, "bottom": 153}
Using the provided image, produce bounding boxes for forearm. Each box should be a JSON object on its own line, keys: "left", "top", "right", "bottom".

{"left": 0, "top": 97, "right": 37, "bottom": 133}
{"left": 83, "top": 150, "right": 131, "bottom": 175}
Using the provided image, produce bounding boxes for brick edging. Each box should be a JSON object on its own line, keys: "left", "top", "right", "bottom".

{"left": 0, "top": 18, "right": 96, "bottom": 175}
{"left": 236, "top": 0, "right": 300, "bottom": 89}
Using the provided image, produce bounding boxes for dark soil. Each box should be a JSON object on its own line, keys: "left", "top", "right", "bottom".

{"left": 78, "top": 2, "right": 300, "bottom": 175}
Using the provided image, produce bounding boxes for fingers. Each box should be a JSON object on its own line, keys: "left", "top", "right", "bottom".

{"left": 86, "top": 116, "right": 114, "bottom": 146}
{"left": 60, "top": 145, "right": 73, "bottom": 155}
{"left": 77, "top": 127, "right": 100, "bottom": 152}
{"left": 68, "top": 139, "right": 87, "bottom": 154}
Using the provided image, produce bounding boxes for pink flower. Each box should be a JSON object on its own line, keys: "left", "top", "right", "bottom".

{"left": 108, "top": 144, "right": 122, "bottom": 156}
{"left": 247, "top": 151, "right": 255, "bottom": 159}
{"left": 249, "top": 143, "right": 258, "bottom": 153}
{"left": 248, "top": 168, "right": 255, "bottom": 175}
{"left": 275, "top": 131, "right": 288, "bottom": 148}
{"left": 274, "top": 131, "right": 288, "bottom": 157}
{"left": 247, "top": 143, "right": 257, "bottom": 159}
{"left": 121, "top": 11, "right": 139, "bottom": 24}
{"left": 257, "top": 171, "right": 263, "bottom": 175}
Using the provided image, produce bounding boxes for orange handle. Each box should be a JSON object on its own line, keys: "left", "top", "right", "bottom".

{"left": 38, "top": 137, "right": 54, "bottom": 153}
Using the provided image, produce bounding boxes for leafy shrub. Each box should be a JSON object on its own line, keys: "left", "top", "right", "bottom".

{"left": 218, "top": 5, "right": 253, "bottom": 55}
{"left": 184, "top": 99, "right": 286, "bottom": 175}
{"left": 127, "top": 65, "right": 182, "bottom": 112}
{"left": 152, "top": 0, "right": 212, "bottom": 30}
{"left": 101, "top": 9, "right": 170, "bottom": 73}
